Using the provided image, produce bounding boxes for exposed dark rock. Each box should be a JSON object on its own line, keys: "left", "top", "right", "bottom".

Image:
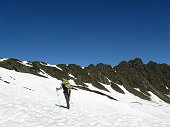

{"left": 67, "top": 64, "right": 92, "bottom": 83}
{"left": 0, "top": 58, "right": 170, "bottom": 103}
{"left": 85, "top": 64, "right": 110, "bottom": 85}
{"left": 113, "top": 58, "right": 170, "bottom": 103}
{"left": 111, "top": 82, "right": 125, "bottom": 94}
{"left": 73, "top": 85, "right": 118, "bottom": 101}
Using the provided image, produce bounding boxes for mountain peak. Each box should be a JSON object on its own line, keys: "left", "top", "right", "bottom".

{"left": 129, "top": 58, "right": 144, "bottom": 65}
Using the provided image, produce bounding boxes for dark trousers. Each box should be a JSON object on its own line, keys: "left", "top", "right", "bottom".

{"left": 64, "top": 92, "right": 70, "bottom": 109}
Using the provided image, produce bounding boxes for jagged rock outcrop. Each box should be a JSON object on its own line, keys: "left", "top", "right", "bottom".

{"left": 0, "top": 58, "right": 170, "bottom": 103}
{"left": 113, "top": 58, "right": 170, "bottom": 103}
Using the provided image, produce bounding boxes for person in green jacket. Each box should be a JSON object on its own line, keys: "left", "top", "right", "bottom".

{"left": 56, "top": 78, "right": 72, "bottom": 109}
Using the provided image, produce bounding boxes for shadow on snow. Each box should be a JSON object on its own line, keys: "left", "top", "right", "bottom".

{"left": 55, "top": 104, "right": 68, "bottom": 109}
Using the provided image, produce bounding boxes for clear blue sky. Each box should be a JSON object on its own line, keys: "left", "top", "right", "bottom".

{"left": 0, "top": 0, "right": 169, "bottom": 66}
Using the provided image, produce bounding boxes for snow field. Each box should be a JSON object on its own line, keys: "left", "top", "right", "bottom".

{"left": 0, "top": 67, "right": 170, "bottom": 127}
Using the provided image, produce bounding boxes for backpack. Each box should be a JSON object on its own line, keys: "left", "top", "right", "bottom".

{"left": 62, "top": 79, "right": 72, "bottom": 90}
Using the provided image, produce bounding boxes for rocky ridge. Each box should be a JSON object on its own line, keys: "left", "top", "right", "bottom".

{"left": 0, "top": 58, "right": 170, "bottom": 103}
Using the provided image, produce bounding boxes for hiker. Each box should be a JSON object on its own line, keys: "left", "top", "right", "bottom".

{"left": 56, "top": 78, "right": 72, "bottom": 109}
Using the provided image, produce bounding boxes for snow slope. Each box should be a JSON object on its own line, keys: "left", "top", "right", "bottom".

{"left": 0, "top": 67, "right": 170, "bottom": 127}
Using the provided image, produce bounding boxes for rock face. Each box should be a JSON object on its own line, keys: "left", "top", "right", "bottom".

{"left": 113, "top": 58, "right": 170, "bottom": 103}
{"left": 0, "top": 58, "right": 170, "bottom": 103}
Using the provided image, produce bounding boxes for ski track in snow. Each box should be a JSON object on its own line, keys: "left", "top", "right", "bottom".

{"left": 0, "top": 67, "right": 170, "bottom": 127}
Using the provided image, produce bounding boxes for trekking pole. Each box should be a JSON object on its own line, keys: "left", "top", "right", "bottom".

{"left": 56, "top": 88, "right": 60, "bottom": 104}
